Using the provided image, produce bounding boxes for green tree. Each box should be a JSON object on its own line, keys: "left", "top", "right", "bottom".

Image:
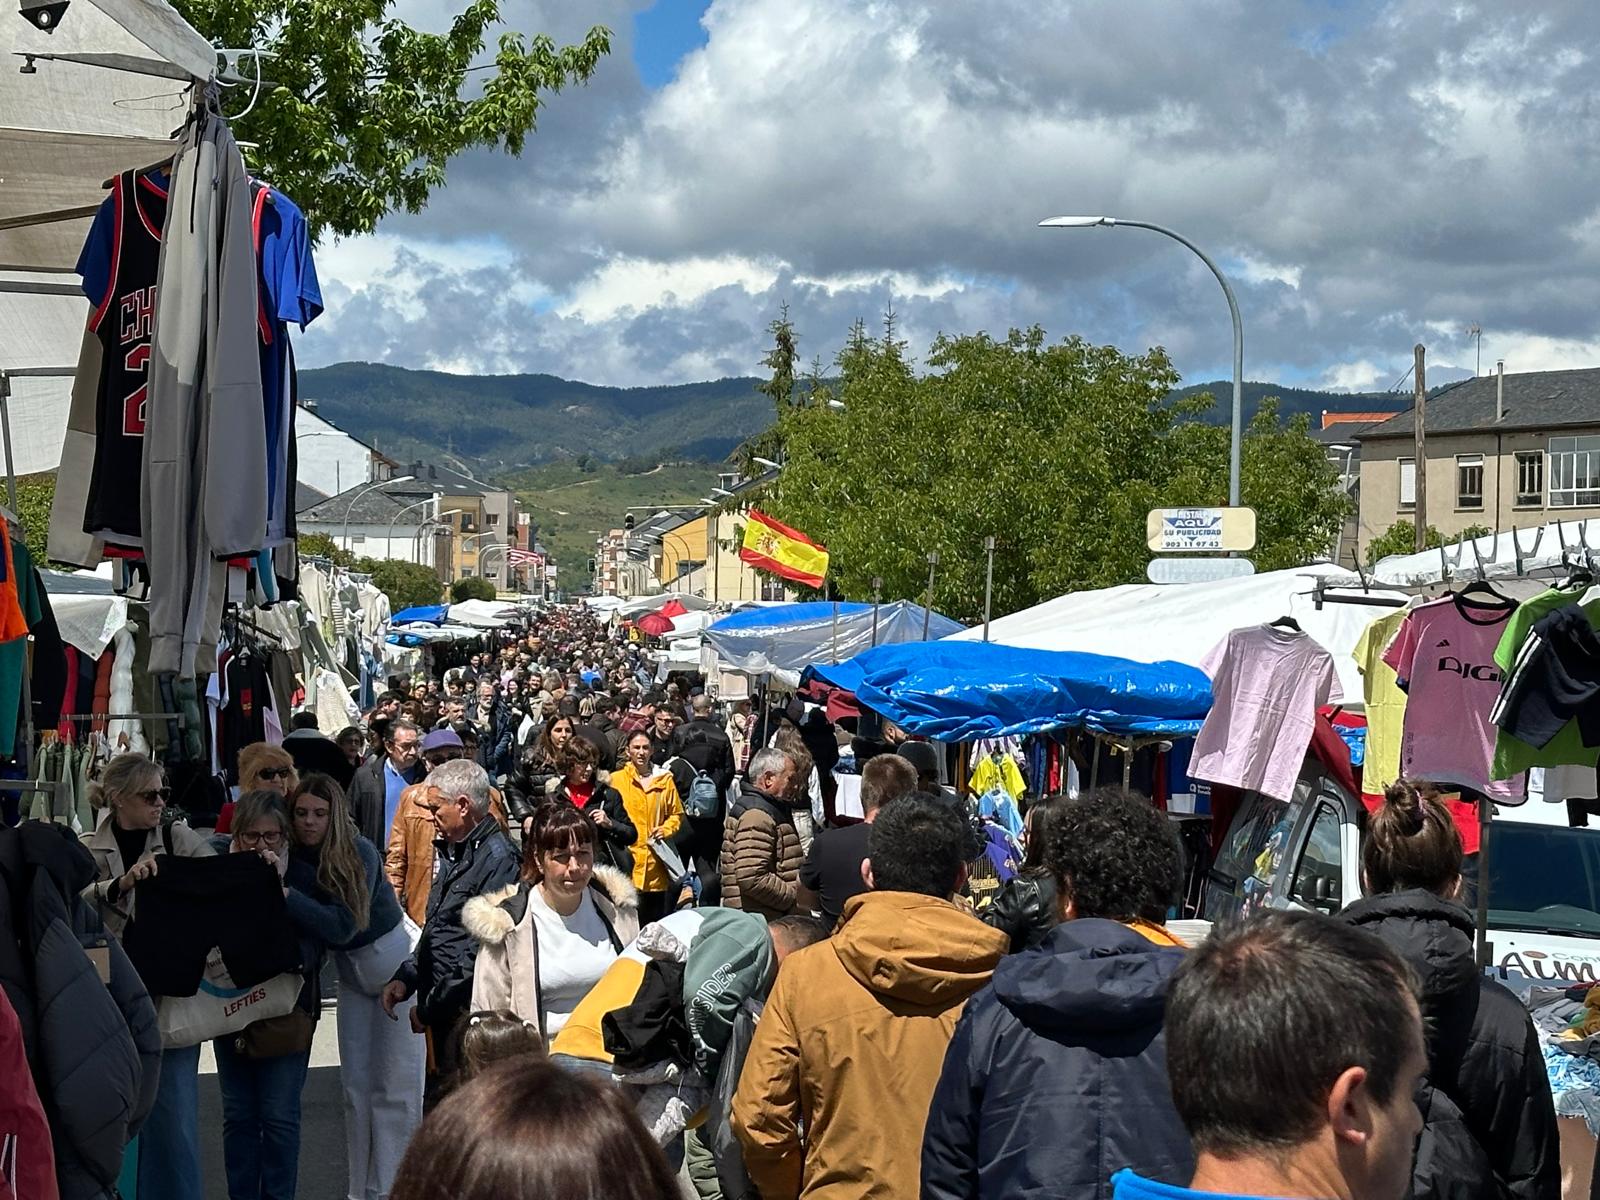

{"left": 14, "top": 474, "right": 57, "bottom": 569}
{"left": 173, "top": 0, "right": 610, "bottom": 239}
{"left": 357, "top": 558, "right": 442, "bottom": 610}
{"left": 1364, "top": 520, "right": 1493, "bottom": 567}
{"left": 297, "top": 532, "right": 356, "bottom": 567}
{"left": 450, "top": 576, "right": 497, "bottom": 602}
{"left": 761, "top": 323, "right": 1350, "bottom": 623}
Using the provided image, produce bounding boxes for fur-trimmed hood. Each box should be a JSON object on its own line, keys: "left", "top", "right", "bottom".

{"left": 462, "top": 862, "right": 639, "bottom": 947}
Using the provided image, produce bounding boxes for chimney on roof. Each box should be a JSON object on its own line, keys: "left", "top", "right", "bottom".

{"left": 410, "top": 460, "right": 422, "bottom": 475}
{"left": 429, "top": 465, "right": 437, "bottom": 480}
{"left": 1496, "top": 360, "right": 1505, "bottom": 422}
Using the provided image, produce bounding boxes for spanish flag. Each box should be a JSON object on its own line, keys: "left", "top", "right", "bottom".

{"left": 740, "top": 510, "right": 829, "bottom": 588}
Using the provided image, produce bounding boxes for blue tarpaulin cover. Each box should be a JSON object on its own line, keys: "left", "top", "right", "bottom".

{"left": 704, "top": 601, "right": 965, "bottom": 676}
{"left": 391, "top": 604, "right": 449, "bottom": 626}
{"left": 810, "top": 641, "right": 1213, "bottom": 740}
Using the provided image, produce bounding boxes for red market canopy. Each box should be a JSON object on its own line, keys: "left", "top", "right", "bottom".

{"left": 636, "top": 612, "right": 675, "bottom": 636}
{"left": 658, "top": 599, "right": 689, "bottom": 618}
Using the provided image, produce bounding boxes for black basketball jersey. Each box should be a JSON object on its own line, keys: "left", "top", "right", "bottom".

{"left": 83, "top": 169, "right": 166, "bottom": 549}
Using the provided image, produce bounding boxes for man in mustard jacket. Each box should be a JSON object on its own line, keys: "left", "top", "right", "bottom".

{"left": 731, "top": 795, "right": 1008, "bottom": 1200}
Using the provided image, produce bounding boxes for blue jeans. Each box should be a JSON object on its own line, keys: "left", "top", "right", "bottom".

{"left": 139, "top": 1042, "right": 203, "bottom": 1200}
{"left": 213, "top": 1037, "right": 312, "bottom": 1200}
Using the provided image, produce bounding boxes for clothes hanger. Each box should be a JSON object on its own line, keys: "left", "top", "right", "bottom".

{"left": 1268, "top": 615, "right": 1302, "bottom": 632}
{"left": 1454, "top": 579, "right": 1515, "bottom": 608}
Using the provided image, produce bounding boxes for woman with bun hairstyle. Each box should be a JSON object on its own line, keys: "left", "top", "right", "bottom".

{"left": 1341, "top": 779, "right": 1558, "bottom": 1200}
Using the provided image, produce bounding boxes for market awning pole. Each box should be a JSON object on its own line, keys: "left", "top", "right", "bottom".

{"left": 1122, "top": 746, "right": 1132, "bottom": 795}
{"left": 830, "top": 600, "right": 839, "bottom": 664}
{"left": 870, "top": 577, "right": 882, "bottom": 647}
{"left": 1476, "top": 795, "right": 1494, "bottom": 968}
{"left": 982, "top": 536, "right": 996, "bottom": 642}
{"left": 922, "top": 551, "right": 940, "bottom": 640}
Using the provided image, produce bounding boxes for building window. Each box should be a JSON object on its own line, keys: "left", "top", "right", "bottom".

{"left": 486, "top": 513, "right": 499, "bottom": 527}
{"left": 1549, "top": 436, "right": 1600, "bottom": 507}
{"left": 350, "top": 535, "right": 365, "bottom": 545}
{"left": 1456, "top": 454, "right": 1484, "bottom": 510}
{"left": 1398, "top": 458, "right": 1416, "bottom": 508}
{"left": 1516, "top": 451, "right": 1545, "bottom": 507}
{"left": 461, "top": 568, "right": 474, "bottom": 577}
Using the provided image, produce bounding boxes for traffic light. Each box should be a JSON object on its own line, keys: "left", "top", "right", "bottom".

{"left": 624, "top": 513, "right": 635, "bottom": 532}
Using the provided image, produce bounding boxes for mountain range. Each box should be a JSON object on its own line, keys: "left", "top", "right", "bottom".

{"left": 298, "top": 362, "right": 1418, "bottom": 481}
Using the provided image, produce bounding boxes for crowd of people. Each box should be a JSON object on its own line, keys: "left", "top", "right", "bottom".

{"left": 0, "top": 604, "right": 1572, "bottom": 1200}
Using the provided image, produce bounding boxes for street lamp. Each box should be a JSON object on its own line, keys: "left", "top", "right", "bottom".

{"left": 711, "top": 488, "right": 733, "bottom": 498}
{"left": 753, "top": 456, "right": 782, "bottom": 470}
{"left": 340, "top": 474, "right": 415, "bottom": 548}
{"left": 1039, "top": 215, "right": 1245, "bottom": 508}
{"left": 825, "top": 399, "right": 846, "bottom": 410}
{"left": 385, "top": 495, "right": 436, "bottom": 560}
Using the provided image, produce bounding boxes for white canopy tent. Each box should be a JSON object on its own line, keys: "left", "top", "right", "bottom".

{"left": 947, "top": 563, "right": 1406, "bottom": 706}
{"left": 446, "top": 599, "right": 524, "bottom": 628}
{"left": 2, "top": 0, "right": 212, "bottom": 476}
{"left": 614, "top": 592, "right": 712, "bottom": 618}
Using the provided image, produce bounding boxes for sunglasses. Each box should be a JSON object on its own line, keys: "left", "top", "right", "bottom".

{"left": 425, "top": 750, "right": 465, "bottom": 766}
{"left": 258, "top": 767, "right": 294, "bottom": 781}
{"left": 133, "top": 787, "right": 171, "bottom": 805}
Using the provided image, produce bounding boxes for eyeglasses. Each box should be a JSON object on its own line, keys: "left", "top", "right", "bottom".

{"left": 257, "top": 767, "right": 294, "bottom": 781}
{"left": 237, "top": 829, "right": 285, "bottom": 848}
{"left": 425, "top": 751, "right": 465, "bottom": 766}
{"left": 132, "top": 787, "right": 171, "bottom": 806}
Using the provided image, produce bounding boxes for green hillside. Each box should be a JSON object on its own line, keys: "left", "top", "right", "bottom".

{"left": 299, "top": 363, "right": 773, "bottom": 476}
{"left": 1169, "top": 380, "right": 1408, "bottom": 425}
{"left": 509, "top": 459, "right": 718, "bottom": 586}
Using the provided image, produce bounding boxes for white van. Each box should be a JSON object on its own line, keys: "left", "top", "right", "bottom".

{"left": 1202, "top": 766, "right": 1600, "bottom": 983}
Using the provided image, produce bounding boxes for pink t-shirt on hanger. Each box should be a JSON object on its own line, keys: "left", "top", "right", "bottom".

{"left": 1191, "top": 624, "right": 1342, "bottom": 803}
{"left": 1383, "top": 594, "right": 1523, "bottom": 800}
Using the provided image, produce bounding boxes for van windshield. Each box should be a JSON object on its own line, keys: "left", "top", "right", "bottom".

{"left": 1467, "top": 822, "right": 1600, "bottom": 938}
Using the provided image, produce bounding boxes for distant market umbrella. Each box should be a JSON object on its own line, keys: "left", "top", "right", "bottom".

{"left": 636, "top": 612, "right": 675, "bottom": 637}
{"left": 658, "top": 598, "right": 689, "bottom": 618}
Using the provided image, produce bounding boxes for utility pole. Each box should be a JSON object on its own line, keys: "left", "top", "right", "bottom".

{"left": 1413, "top": 343, "right": 1428, "bottom": 552}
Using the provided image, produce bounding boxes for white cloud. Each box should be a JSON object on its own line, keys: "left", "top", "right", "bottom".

{"left": 298, "top": 0, "right": 1600, "bottom": 391}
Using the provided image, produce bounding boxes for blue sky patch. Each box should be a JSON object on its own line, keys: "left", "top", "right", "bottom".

{"left": 633, "top": 0, "right": 713, "bottom": 88}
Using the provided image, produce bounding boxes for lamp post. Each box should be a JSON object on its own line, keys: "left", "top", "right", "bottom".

{"left": 386, "top": 495, "right": 436, "bottom": 561}
{"left": 340, "top": 473, "right": 415, "bottom": 549}
{"left": 982, "top": 536, "right": 996, "bottom": 641}
{"left": 922, "top": 551, "right": 940, "bottom": 640}
{"left": 1040, "top": 215, "right": 1244, "bottom": 508}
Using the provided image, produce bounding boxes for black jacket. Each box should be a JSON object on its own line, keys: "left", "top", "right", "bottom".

{"left": 504, "top": 752, "right": 563, "bottom": 824}
{"left": 551, "top": 780, "right": 636, "bottom": 876}
{"left": 1342, "top": 891, "right": 1560, "bottom": 1200}
{"left": 921, "top": 919, "right": 1193, "bottom": 1200}
{"left": 1, "top": 821, "right": 160, "bottom": 1200}
{"left": 671, "top": 718, "right": 736, "bottom": 798}
{"left": 392, "top": 817, "right": 519, "bottom": 1029}
{"left": 349, "top": 755, "right": 421, "bottom": 847}
{"left": 980, "top": 870, "right": 1059, "bottom": 954}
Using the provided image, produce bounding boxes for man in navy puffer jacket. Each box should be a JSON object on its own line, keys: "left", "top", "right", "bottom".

{"left": 921, "top": 790, "right": 1194, "bottom": 1200}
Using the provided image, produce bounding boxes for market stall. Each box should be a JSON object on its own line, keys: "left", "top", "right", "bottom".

{"left": 946, "top": 563, "right": 1404, "bottom": 705}
{"left": 703, "top": 599, "right": 966, "bottom": 687}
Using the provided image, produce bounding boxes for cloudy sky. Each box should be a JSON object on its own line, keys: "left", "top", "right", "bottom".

{"left": 296, "top": 0, "right": 1600, "bottom": 392}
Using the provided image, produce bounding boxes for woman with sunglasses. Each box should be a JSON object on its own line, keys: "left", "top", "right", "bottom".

{"left": 210, "top": 743, "right": 301, "bottom": 835}
{"left": 214, "top": 790, "right": 361, "bottom": 1200}
{"left": 82, "top": 752, "right": 215, "bottom": 1200}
